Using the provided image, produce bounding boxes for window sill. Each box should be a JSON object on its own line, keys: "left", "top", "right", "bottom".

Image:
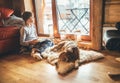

{"left": 38, "top": 36, "right": 92, "bottom": 49}
{"left": 78, "top": 41, "right": 92, "bottom": 50}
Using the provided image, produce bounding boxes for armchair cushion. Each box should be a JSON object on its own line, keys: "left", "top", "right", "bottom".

{"left": 0, "top": 26, "right": 20, "bottom": 54}
{"left": 0, "top": 26, "right": 20, "bottom": 40}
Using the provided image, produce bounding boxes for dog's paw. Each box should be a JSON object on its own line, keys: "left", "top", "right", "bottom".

{"left": 75, "top": 60, "right": 80, "bottom": 69}
{"left": 56, "top": 61, "right": 75, "bottom": 75}
{"left": 31, "top": 52, "right": 42, "bottom": 60}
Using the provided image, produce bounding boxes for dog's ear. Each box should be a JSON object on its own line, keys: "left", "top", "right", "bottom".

{"left": 65, "top": 47, "right": 79, "bottom": 62}
{"left": 59, "top": 52, "right": 68, "bottom": 62}
{"left": 72, "top": 47, "right": 79, "bottom": 59}
{"left": 55, "top": 62, "right": 58, "bottom": 69}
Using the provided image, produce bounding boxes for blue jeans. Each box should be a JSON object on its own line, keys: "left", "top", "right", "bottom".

{"left": 32, "top": 39, "right": 54, "bottom": 53}
{"left": 20, "top": 39, "right": 54, "bottom": 54}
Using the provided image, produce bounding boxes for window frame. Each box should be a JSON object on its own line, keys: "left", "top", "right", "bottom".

{"left": 52, "top": 0, "right": 92, "bottom": 41}
{"left": 34, "top": 0, "right": 93, "bottom": 40}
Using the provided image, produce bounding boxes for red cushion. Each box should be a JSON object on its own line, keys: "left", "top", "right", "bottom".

{"left": 0, "top": 18, "right": 3, "bottom": 26}
{"left": 0, "top": 7, "right": 14, "bottom": 18}
{"left": 0, "top": 26, "right": 20, "bottom": 40}
{"left": 0, "top": 12, "right": 1, "bottom": 18}
{"left": 0, "top": 20, "right": 3, "bottom": 26}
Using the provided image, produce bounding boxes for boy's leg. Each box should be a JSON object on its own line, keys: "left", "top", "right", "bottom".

{"left": 31, "top": 48, "right": 43, "bottom": 60}
{"left": 19, "top": 46, "right": 31, "bottom": 54}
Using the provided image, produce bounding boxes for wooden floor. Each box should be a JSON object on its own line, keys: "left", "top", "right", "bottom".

{"left": 0, "top": 50, "right": 120, "bottom": 83}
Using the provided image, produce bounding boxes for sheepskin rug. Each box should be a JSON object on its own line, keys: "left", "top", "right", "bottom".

{"left": 42, "top": 48, "right": 104, "bottom": 65}
{"left": 41, "top": 47, "right": 104, "bottom": 75}
{"left": 79, "top": 49, "right": 104, "bottom": 63}
{"left": 40, "top": 41, "right": 104, "bottom": 75}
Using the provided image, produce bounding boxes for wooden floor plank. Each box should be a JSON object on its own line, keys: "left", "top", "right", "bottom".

{"left": 0, "top": 50, "right": 120, "bottom": 83}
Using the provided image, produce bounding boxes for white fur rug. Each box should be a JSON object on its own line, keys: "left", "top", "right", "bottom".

{"left": 79, "top": 49, "right": 104, "bottom": 64}
{"left": 42, "top": 49, "right": 104, "bottom": 65}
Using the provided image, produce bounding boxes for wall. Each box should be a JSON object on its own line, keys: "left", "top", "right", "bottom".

{"left": 0, "top": 0, "right": 12, "bottom": 8}
{"left": 12, "top": 0, "right": 35, "bottom": 17}
{"left": 0, "top": 0, "right": 5, "bottom": 7}
{"left": 0, "top": 0, "right": 35, "bottom": 17}
{"left": 12, "top": 0, "right": 25, "bottom": 17}
{"left": 104, "top": 0, "right": 120, "bottom": 26}
{"left": 24, "top": 0, "right": 34, "bottom": 13}
{"left": 0, "top": 0, "right": 24, "bottom": 17}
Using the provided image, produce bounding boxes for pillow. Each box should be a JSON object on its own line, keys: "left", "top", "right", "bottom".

{"left": 4, "top": 15, "right": 25, "bottom": 28}
{"left": 0, "top": 7, "right": 14, "bottom": 18}
{"left": 115, "top": 22, "right": 120, "bottom": 31}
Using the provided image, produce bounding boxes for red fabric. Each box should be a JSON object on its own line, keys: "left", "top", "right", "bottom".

{"left": 0, "top": 19, "right": 3, "bottom": 26}
{"left": 0, "top": 38, "right": 20, "bottom": 54}
{"left": 0, "top": 7, "right": 14, "bottom": 18}
{"left": 0, "top": 26, "right": 20, "bottom": 54}
{"left": 0, "top": 26, "right": 20, "bottom": 40}
{"left": 0, "top": 7, "right": 20, "bottom": 54}
{"left": 0, "top": 12, "right": 3, "bottom": 26}
{"left": 0, "top": 12, "right": 1, "bottom": 18}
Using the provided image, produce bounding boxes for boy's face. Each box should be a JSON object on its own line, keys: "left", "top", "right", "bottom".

{"left": 26, "top": 16, "right": 34, "bottom": 24}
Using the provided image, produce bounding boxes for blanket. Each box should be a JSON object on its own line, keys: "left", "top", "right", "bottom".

{"left": 4, "top": 15, "right": 25, "bottom": 28}
{"left": 41, "top": 41, "right": 104, "bottom": 75}
{"left": 42, "top": 43, "right": 104, "bottom": 65}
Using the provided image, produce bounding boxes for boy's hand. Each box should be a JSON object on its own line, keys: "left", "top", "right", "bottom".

{"left": 29, "top": 39, "right": 40, "bottom": 45}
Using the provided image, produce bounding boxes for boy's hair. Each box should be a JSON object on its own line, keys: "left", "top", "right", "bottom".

{"left": 22, "top": 11, "right": 32, "bottom": 22}
{"left": 115, "top": 22, "right": 120, "bottom": 31}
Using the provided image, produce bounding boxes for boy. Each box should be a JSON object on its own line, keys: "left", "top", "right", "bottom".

{"left": 20, "top": 11, "right": 53, "bottom": 60}
{"left": 20, "top": 11, "right": 38, "bottom": 46}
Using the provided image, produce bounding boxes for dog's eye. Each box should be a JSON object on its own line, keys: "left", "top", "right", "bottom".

{"left": 55, "top": 62, "right": 59, "bottom": 68}
{"left": 64, "top": 58, "right": 68, "bottom": 62}
{"left": 55, "top": 62, "right": 58, "bottom": 66}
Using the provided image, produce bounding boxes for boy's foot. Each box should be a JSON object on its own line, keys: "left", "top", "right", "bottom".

{"left": 115, "top": 58, "right": 120, "bottom": 62}
{"left": 19, "top": 47, "right": 30, "bottom": 55}
{"left": 31, "top": 52, "right": 42, "bottom": 60}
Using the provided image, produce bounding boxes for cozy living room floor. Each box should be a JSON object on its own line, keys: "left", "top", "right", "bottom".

{"left": 0, "top": 50, "right": 120, "bottom": 83}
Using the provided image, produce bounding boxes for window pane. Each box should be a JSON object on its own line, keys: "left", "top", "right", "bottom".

{"left": 56, "top": 0, "right": 90, "bottom": 35}
{"left": 43, "top": 0, "right": 53, "bottom": 35}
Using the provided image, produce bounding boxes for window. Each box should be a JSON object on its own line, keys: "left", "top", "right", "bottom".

{"left": 57, "top": 0, "right": 90, "bottom": 35}
{"left": 35, "top": 0, "right": 90, "bottom": 40}
{"left": 43, "top": 0, "right": 53, "bottom": 35}
{"left": 34, "top": 0, "right": 53, "bottom": 35}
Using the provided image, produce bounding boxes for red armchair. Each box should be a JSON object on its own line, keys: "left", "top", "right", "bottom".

{"left": 0, "top": 26, "right": 20, "bottom": 54}
{"left": 0, "top": 7, "right": 20, "bottom": 54}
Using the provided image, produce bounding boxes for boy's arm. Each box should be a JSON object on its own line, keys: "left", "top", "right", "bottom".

{"left": 20, "top": 27, "right": 30, "bottom": 46}
{"left": 29, "top": 39, "right": 40, "bottom": 45}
